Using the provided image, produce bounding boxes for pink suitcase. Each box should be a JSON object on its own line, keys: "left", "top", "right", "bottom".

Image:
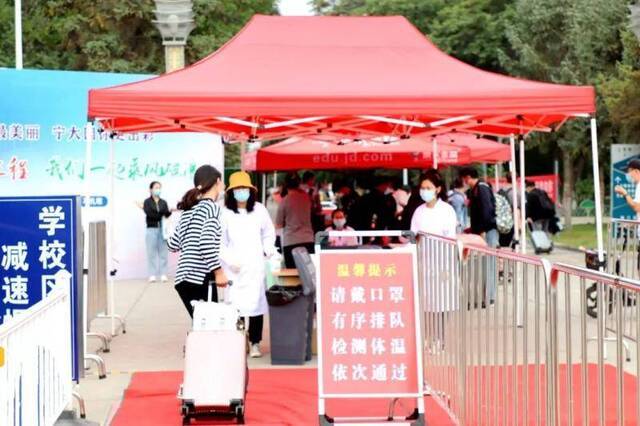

{"left": 179, "top": 282, "right": 247, "bottom": 425}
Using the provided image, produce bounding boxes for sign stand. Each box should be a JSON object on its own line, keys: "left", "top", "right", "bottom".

{"left": 315, "top": 230, "right": 425, "bottom": 426}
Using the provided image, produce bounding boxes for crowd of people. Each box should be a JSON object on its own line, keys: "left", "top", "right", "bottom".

{"left": 140, "top": 165, "right": 558, "bottom": 357}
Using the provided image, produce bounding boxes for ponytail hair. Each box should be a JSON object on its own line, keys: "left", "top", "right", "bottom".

{"left": 178, "top": 165, "right": 222, "bottom": 211}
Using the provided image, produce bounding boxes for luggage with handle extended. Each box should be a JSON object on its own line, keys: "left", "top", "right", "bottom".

{"left": 528, "top": 223, "right": 553, "bottom": 254}
{"left": 179, "top": 280, "right": 247, "bottom": 425}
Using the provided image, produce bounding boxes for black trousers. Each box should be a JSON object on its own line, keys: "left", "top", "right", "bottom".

{"left": 283, "top": 242, "right": 315, "bottom": 268}
{"left": 175, "top": 278, "right": 218, "bottom": 318}
{"left": 247, "top": 315, "right": 264, "bottom": 344}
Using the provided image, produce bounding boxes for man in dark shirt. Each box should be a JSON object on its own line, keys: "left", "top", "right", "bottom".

{"left": 459, "top": 167, "right": 498, "bottom": 304}
{"left": 353, "top": 176, "right": 397, "bottom": 244}
{"left": 333, "top": 179, "right": 360, "bottom": 226}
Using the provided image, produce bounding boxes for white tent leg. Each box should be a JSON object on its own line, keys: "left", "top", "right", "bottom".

{"left": 495, "top": 162, "right": 501, "bottom": 191}
{"left": 273, "top": 171, "right": 277, "bottom": 188}
{"left": 509, "top": 135, "right": 519, "bottom": 247}
{"left": 403, "top": 168, "right": 409, "bottom": 186}
{"left": 261, "top": 173, "right": 266, "bottom": 204}
{"left": 108, "top": 139, "right": 116, "bottom": 335}
{"left": 14, "top": 0, "right": 23, "bottom": 69}
{"left": 432, "top": 138, "right": 438, "bottom": 169}
{"left": 82, "top": 122, "right": 94, "bottom": 367}
{"left": 591, "top": 118, "right": 605, "bottom": 262}
{"left": 519, "top": 137, "right": 527, "bottom": 255}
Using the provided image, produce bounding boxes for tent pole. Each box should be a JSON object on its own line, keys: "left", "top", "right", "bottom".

{"left": 495, "top": 162, "right": 500, "bottom": 191}
{"left": 273, "top": 171, "right": 277, "bottom": 188}
{"left": 432, "top": 138, "right": 438, "bottom": 169}
{"left": 240, "top": 139, "right": 247, "bottom": 171}
{"left": 108, "top": 136, "right": 117, "bottom": 336}
{"left": 261, "top": 173, "right": 266, "bottom": 204}
{"left": 509, "top": 135, "right": 519, "bottom": 248}
{"left": 519, "top": 136, "right": 527, "bottom": 254}
{"left": 82, "top": 122, "right": 94, "bottom": 367}
{"left": 590, "top": 118, "right": 605, "bottom": 262}
{"left": 403, "top": 168, "right": 409, "bottom": 186}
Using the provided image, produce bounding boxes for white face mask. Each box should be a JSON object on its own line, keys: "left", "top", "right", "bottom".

{"left": 420, "top": 188, "right": 436, "bottom": 203}
{"left": 333, "top": 218, "right": 346, "bottom": 229}
{"left": 384, "top": 187, "right": 393, "bottom": 195}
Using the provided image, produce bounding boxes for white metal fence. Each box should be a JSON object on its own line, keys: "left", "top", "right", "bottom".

{"left": 419, "top": 231, "right": 640, "bottom": 426}
{"left": 0, "top": 277, "right": 72, "bottom": 426}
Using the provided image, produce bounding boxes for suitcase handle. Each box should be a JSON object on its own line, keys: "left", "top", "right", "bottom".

{"left": 207, "top": 280, "right": 233, "bottom": 303}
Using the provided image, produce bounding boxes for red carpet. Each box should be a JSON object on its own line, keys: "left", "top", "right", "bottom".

{"left": 110, "top": 365, "right": 638, "bottom": 425}
{"left": 110, "top": 368, "right": 454, "bottom": 426}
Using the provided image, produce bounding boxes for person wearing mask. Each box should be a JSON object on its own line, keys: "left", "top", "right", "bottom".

{"left": 141, "top": 181, "right": 172, "bottom": 283}
{"left": 615, "top": 159, "right": 640, "bottom": 218}
{"left": 325, "top": 209, "right": 360, "bottom": 247}
{"left": 447, "top": 178, "right": 468, "bottom": 234}
{"left": 301, "top": 171, "right": 324, "bottom": 233}
{"left": 353, "top": 176, "right": 397, "bottom": 244}
{"left": 276, "top": 172, "right": 315, "bottom": 268}
{"left": 410, "top": 169, "right": 457, "bottom": 347}
{"left": 459, "top": 167, "right": 498, "bottom": 304}
{"left": 410, "top": 170, "right": 457, "bottom": 238}
{"left": 221, "top": 172, "right": 277, "bottom": 358}
{"left": 168, "top": 165, "right": 228, "bottom": 318}
{"left": 391, "top": 179, "right": 410, "bottom": 220}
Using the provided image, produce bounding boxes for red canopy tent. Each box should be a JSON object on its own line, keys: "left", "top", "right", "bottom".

{"left": 243, "top": 133, "right": 510, "bottom": 171}
{"left": 86, "top": 14, "right": 604, "bottom": 265}
{"left": 88, "top": 15, "right": 594, "bottom": 141}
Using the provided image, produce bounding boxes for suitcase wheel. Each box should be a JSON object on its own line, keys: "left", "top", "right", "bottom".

{"left": 236, "top": 405, "right": 245, "bottom": 424}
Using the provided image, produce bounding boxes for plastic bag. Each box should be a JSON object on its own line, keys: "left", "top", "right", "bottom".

{"left": 266, "top": 285, "right": 303, "bottom": 306}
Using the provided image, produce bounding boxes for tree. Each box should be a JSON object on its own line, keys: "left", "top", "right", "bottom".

{"left": 310, "top": 0, "right": 512, "bottom": 72}
{"left": 500, "top": 0, "right": 632, "bottom": 228}
{"left": 0, "top": 0, "right": 277, "bottom": 73}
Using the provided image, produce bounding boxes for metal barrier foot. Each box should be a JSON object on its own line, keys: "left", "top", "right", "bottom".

{"left": 85, "top": 354, "right": 107, "bottom": 379}
{"left": 407, "top": 410, "right": 425, "bottom": 426}
{"left": 96, "top": 313, "right": 127, "bottom": 334}
{"left": 87, "top": 331, "right": 111, "bottom": 353}
{"left": 72, "top": 391, "right": 87, "bottom": 419}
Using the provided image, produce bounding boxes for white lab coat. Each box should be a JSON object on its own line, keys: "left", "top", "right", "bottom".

{"left": 221, "top": 203, "right": 276, "bottom": 317}
{"left": 411, "top": 200, "right": 458, "bottom": 312}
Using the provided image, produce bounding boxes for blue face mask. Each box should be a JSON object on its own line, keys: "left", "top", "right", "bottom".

{"left": 420, "top": 188, "right": 436, "bottom": 203}
{"left": 152, "top": 189, "right": 161, "bottom": 197}
{"left": 233, "top": 188, "right": 251, "bottom": 203}
{"left": 626, "top": 173, "right": 635, "bottom": 184}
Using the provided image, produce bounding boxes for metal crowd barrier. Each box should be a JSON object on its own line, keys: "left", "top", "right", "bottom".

{"left": 418, "top": 231, "right": 640, "bottom": 426}
{"left": 0, "top": 277, "right": 73, "bottom": 426}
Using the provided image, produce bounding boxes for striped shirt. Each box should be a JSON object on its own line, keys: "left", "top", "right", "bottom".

{"left": 168, "top": 199, "right": 222, "bottom": 285}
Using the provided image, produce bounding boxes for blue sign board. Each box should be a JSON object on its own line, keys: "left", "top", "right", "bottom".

{"left": 0, "top": 195, "right": 82, "bottom": 380}
{"left": 611, "top": 145, "right": 640, "bottom": 219}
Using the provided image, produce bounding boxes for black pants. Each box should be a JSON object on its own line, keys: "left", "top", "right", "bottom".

{"left": 283, "top": 242, "right": 315, "bottom": 268}
{"left": 499, "top": 228, "right": 515, "bottom": 248}
{"left": 175, "top": 279, "right": 218, "bottom": 318}
{"left": 247, "top": 315, "right": 264, "bottom": 344}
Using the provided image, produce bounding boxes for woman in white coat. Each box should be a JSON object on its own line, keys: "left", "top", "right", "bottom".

{"left": 410, "top": 169, "right": 457, "bottom": 348}
{"left": 222, "top": 172, "right": 277, "bottom": 358}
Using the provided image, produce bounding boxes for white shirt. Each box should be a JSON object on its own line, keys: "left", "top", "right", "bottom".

{"left": 325, "top": 226, "right": 360, "bottom": 247}
{"left": 634, "top": 182, "right": 640, "bottom": 220}
{"left": 410, "top": 199, "right": 457, "bottom": 238}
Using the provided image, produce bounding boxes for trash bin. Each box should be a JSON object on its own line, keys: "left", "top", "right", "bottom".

{"left": 267, "top": 284, "right": 310, "bottom": 365}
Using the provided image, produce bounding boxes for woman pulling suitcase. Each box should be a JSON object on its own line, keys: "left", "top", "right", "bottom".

{"left": 169, "top": 165, "right": 229, "bottom": 317}
{"left": 221, "top": 171, "right": 278, "bottom": 358}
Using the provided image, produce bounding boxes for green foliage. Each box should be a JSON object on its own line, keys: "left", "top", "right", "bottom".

{"left": 310, "top": 0, "right": 511, "bottom": 72}
{"left": 0, "top": 0, "right": 277, "bottom": 73}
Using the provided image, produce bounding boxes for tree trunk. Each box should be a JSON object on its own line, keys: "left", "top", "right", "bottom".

{"left": 562, "top": 149, "right": 574, "bottom": 230}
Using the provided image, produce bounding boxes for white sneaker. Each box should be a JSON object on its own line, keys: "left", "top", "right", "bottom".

{"left": 160, "top": 275, "right": 168, "bottom": 283}
{"left": 148, "top": 276, "right": 156, "bottom": 283}
{"left": 250, "top": 344, "right": 262, "bottom": 358}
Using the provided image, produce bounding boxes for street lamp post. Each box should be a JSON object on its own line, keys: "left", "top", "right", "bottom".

{"left": 153, "top": 0, "right": 195, "bottom": 73}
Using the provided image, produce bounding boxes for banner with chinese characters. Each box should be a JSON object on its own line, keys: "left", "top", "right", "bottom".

{"left": 0, "top": 69, "right": 223, "bottom": 279}
{"left": 0, "top": 195, "right": 83, "bottom": 380}
{"left": 317, "top": 249, "right": 421, "bottom": 397}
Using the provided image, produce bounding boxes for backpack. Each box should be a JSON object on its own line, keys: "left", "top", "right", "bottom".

{"left": 495, "top": 193, "right": 514, "bottom": 234}
{"left": 534, "top": 189, "right": 556, "bottom": 217}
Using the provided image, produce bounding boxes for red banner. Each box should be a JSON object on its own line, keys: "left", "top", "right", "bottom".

{"left": 318, "top": 250, "right": 421, "bottom": 396}
{"left": 487, "top": 174, "right": 560, "bottom": 203}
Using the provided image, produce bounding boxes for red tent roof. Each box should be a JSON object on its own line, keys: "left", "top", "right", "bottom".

{"left": 88, "top": 15, "right": 595, "bottom": 141}
{"left": 243, "top": 133, "right": 509, "bottom": 171}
